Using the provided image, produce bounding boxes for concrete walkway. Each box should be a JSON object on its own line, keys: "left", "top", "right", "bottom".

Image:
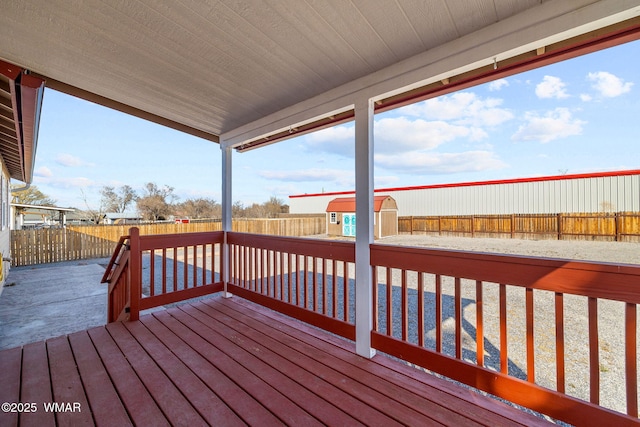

{"left": 0, "top": 259, "right": 109, "bottom": 350}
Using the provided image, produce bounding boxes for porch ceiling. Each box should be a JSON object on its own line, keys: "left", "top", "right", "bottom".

{"left": 1, "top": 1, "right": 640, "bottom": 147}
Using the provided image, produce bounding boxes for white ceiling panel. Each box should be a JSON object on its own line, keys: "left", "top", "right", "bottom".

{"left": 1, "top": 0, "right": 638, "bottom": 144}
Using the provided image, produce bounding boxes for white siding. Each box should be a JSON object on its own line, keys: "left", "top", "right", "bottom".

{"left": 0, "top": 168, "right": 10, "bottom": 291}
{"left": 289, "top": 173, "right": 640, "bottom": 216}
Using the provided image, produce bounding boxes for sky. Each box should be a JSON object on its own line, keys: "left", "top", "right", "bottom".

{"left": 29, "top": 39, "right": 639, "bottom": 211}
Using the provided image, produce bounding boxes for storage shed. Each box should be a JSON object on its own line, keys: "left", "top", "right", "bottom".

{"left": 326, "top": 195, "right": 398, "bottom": 239}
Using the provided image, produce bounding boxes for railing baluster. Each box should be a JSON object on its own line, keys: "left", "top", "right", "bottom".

{"left": 268, "top": 250, "right": 273, "bottom": 297}
{"left": 279, "top": 251, "right": 284, "bottom": 301}
{"left": 162, "top": 248, "right": 167, "bottom": 294}
{"left": 150, "top": 249, "right": 155, "bottom": 296}
{"left": 263, "top": 248, "right": 267, "bottom": 295}
{"left": 250, "top": 246, "right": 255, "bottom": 292}
{"left": 500, "top": 283, "right": 508, "bottom": 374}
{"left": 294, "top": 254, "right": 302, "bottom": 307}
{"left": 331, "top": 259, "right": 338, "bottom": 319}
{"left": 202, "top": 244, "right": 207, "bottom": 287}
{"left": 343, "top": 261, "right": 349, "bottom": 322}
{"left": 313, "top": 257, "right": 318, "bottom": 312}
{"left": 183, "top": 246, "right": 188, "bottom": 290}
{"left": 589, "top": 297, "right": 600, "bottom": 405}
{"left": 322, "top": 258, "right": 328, "bottom": 316}
{"left": 555, "top": 292, "right": 565, "bottom": 393}
{"left": 173, "top": 247, "right": 178, "bottom": 292}
{"left": 386, "top": 267, "right": 392, "bottom": 336}
{"left": 288, "top": 253, "right": 293, "bottom": 304}
{"left": 626, "top": 302, "right": 638, "bottom": 417}
{"left": 526, "top": 288, "right": 535, "bottom": 382}
{"left": 476, "top": 280, "right": 484, "bottom": 367}
{"left": 418, "top": 272, "right": 424, "bottom": 347}
{"left": 435, "top": 274, "right": 442, "bottom": 352}
{"left": 193, "top": 245, "right": 198, "bottom": 288}
{"left": 402, "top": 269, "right": 408, "bottom": 342}
{"left": 304, "top": 255, "right": 309, "bottom": 309}
{"left": 455, "top": 277, "right": 461, "bottom": 360}
{"left": 373, "top": 267, "right": 379, "bottom": 332}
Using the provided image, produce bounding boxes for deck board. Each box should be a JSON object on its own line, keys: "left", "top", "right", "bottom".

{"left": 47, "top": 336, "right": 94, "bottom": 426}
{"left": 0, "top": 347, "right": 21, "bottom": 427}
{"left": 0, "top": 295, "right": 554, "bottom": 426}
{"left": 67, "top": 331, "right": 132, "bottom": 427}
{"left": 20, "top": 341, "right": 55, "bottom": 427}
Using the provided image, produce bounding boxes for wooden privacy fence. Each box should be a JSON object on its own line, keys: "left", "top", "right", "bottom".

{"left": 399, "top": 212, "right": 640, "bottom": 242}
{"left": 10, "top": 217, "right": 325, "bottom": 266}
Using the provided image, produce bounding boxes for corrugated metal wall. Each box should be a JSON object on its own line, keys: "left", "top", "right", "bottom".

{"left": 289, "top": 173, "right": 640, "bottom": 216}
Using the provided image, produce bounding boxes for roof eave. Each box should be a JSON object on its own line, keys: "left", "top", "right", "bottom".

{"left": 0, "top": 59, "right": 45, "bottom": 183}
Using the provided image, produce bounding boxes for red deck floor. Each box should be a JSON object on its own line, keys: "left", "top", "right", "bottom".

{"left": 0, "top": 295, "right": 553, "bottom": 426}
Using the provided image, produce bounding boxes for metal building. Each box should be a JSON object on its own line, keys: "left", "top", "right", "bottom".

{"left": 289, "top": 170, "right": 640, "bottom": 216}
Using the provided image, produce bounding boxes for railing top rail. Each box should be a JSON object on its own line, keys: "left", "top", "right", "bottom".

{"left": 371, "top": 243, "right": 640, "bottom": 304}
{"left": 137, "top": 230, "right": 225, "bottom": 251}
{"left": 228, "top": 231, "right": 355, "bottom": 261}
{"left": 100, "top": 234, "right": 130, "bottom": 283}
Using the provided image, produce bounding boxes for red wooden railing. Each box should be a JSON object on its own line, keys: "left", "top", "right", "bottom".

{"left": 226, "top": 232, "right": 356, "bottom": 339}
{"left": 104, "top": 228, "right": 225, "bottom": 321}
{"left": 104, "top": 229, "right": 639, "bottom": 425}
{"left": 370, "top": 243, "right": 640, "bottom": 426}
{"left": 102, "top": 235, "right": 131, "bottom": 322}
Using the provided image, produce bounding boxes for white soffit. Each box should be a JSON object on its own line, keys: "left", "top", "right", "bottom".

{"left": 1, "top": 1, "right": 639, "bottom": 147}
{"left": 222, "top": 0, "right": 640, "bottom": 148}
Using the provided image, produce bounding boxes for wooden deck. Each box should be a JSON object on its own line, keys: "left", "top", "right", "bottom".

{"left": 0, "top": 295, "right": 552, "bottom": 427}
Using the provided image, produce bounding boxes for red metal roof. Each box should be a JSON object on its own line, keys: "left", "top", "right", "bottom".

{"left": 293, "top": 169, "right": 640, "bottom": 200}
{"left": 326, "top": 195, "right": 391, "bottom": 212}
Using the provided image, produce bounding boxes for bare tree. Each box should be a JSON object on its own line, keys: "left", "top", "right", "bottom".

{"left": 136, "top": 183, "right": 177, "bottom": 221}
{"left": 263, "top": 196, "right": 288, "bottom": 217}
{"left": 11, "top": 185, "right": 56, "bottom": 206}
{"left": 175, "top": 198, "right": 221, "bottom": 219}
{"left": 79, "top": 189, "right": 105, "bottom": 224}
{"left": 100, "top": 185, "right": 137, "bottom": 213}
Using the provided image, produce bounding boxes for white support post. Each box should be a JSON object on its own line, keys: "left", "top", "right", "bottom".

{"left": 221, "top": 145, "right": 233, "bottom": 298}
{"left": 354, "top": 97, "right": 376, "bottom": 358}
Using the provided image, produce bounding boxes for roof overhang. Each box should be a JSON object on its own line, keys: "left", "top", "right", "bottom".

{"left": 0, "top": 59, "right": 44, "bottom": 183}
{"left": 11, "top": 203, "right": 75, "bottom": 212}
{"left": 1, "top": 1, "right": 640, "bottom": 157}
{"left": 225, "top": 10, "right": 640, "bottom": 152}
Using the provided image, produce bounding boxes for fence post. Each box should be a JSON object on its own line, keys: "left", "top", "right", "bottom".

{"left": 471, "top": 216, "right": 475, "bottom": 238}
{"left": 614, "top": 212, "right": 620, "bottom": 242}
{"left": 410, "top": 216, "right": 414, "bottom": 235}
{"left": 128, "top": 227, "right": 141, "bottom": 321}
{"left": 557, "top": 213, "right": 563, "bottom": 240}
{"left": 511, "top": 214, "right": 515, "bottom": 239}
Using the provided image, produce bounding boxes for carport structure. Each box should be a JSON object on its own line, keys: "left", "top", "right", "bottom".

{"left": 2, "top": 1, "right": 640, "bottom": 425}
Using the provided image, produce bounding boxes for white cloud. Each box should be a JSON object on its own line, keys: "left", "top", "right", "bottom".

{"left": 511, "top": 108, "right": 586, "bottom": 143}
{"left": 580, "top": 93, "right": 592, "bottom": 102}
{"left": 375, "top": 151, "right": 507, "bottom": 174}
{"left": 587, "top": 71, "right": 633, "bottom": 97}
{"left": 259, "top": 168, "right": 354, "bottom": 187}
{"left": 399, "top": 92, "right": 513, "bottom": 127}
{"left": 33, "top": 175, "right": 95, "bottom": 189}
{"left": 488, "top": 79, "right": 509, "bottom": 91}
{"left": 535, "top": 76, "right": 569, "bottom": 99}
{"left": 55, "top": 154, "right": 94, "bottom": 167}
{"left": 34, "top": 166, "right": 53, "bottom": 177}
{"left": 374, "top": 117, "right": 476, "bottom": 153}
{"left": 305, "top": 125, "right": 354, "bottom": 157}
